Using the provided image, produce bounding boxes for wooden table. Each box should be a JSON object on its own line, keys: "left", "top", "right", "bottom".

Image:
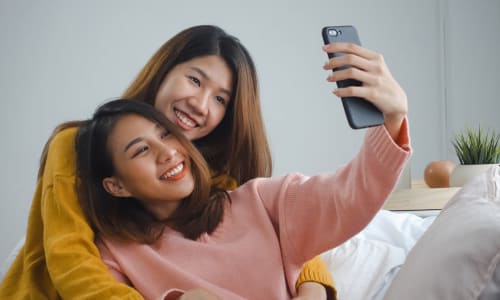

{"left": 383, "top": 180, "right": 460, "bottom": 214}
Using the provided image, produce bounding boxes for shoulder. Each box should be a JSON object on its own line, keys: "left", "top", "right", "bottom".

{"left": 49, "top": 127, "right": 79, "bottom": 151}
{"left": 44, "top": 127, "right": 79, "bottom": 177}
{"left": 235, "top": 173, "right": 309, "bottom": 190}
{"left": 229, "top": 173, "right": 309, "bottom": 204}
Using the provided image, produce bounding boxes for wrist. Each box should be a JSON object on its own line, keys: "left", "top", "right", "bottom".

{"left": 383, "top": 113, "right": 406, "bottom": 141}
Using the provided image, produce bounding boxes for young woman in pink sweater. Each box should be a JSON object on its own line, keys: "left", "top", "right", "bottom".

{"left": 0, "top": 25, "right": 334, "bottom": 300}
{"left": 74, "top": 98, "right": 411, "bottom": 299}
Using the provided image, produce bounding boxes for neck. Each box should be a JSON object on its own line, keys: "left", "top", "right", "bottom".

{"left": 145, "top": 201, "right": 180, "bottom": 221}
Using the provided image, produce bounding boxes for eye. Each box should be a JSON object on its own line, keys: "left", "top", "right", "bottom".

{"left": 188, "top": 76, "right": 201, "bottom": 86}
{"left": 132, "top": 146, "right": 149, "bottom": 158}
{"left": 160, "top": 129, "right": 170, "bottom": 139}
{"left": 215, "top": 96, "right": 227, "bottom": 106}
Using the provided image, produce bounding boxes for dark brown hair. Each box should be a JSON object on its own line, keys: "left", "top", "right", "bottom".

{"left": 122, "top": 25, "right": 272, "bottom": 184}
{"left": 75, "top": 99, "right": 228, "bottom": 243}
{"left": 39, "top": 25, "right": 271, "bottom": 184}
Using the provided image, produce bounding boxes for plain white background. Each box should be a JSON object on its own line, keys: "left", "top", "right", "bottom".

{"left": 0, "top": 0, "right": 499, "bottom": 263}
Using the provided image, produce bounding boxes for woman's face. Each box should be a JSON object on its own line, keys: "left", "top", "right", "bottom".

{"left": 154, "top": 55, "right": 233, "bottom": 141}
{"left": 103, "top": 114, "right": 194, "bottom": 220}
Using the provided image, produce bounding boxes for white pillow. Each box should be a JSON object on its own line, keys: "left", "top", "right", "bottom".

{"left": 384, "top": 165, "right": 500, "bottom": 300}
{"left": 321, "top": 209, "right": 435, "bottom": 300}
{"left": 322, "top": 235, "right": 407, "bottom": 300}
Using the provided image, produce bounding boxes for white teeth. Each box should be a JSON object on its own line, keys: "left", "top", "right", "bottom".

{"left": 175, "top": 110, "right": 196, "bottom": 128}
{"left": 160, "top": 163, "right": 184, "bottom": 180}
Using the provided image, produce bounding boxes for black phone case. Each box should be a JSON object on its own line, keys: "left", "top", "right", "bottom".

{"left": 322, "top": 25, "right": 384, "bottom": 129}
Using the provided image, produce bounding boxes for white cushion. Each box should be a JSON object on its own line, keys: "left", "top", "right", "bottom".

{"left": 384, "top": 165, "right": 500, "bottom": 300}
{"left": 321, "top": 210, "right": 435, "bottom": 300}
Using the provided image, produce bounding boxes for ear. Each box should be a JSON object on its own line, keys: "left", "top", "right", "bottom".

{"left": 102, "top": 177, "right": 132, "bottom": 198}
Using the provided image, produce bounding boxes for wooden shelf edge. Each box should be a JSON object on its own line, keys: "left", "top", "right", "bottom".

{"left": 383, "top": 187, "right": 461, "bottom": 211}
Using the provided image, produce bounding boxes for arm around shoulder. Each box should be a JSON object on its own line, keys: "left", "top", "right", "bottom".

{"left": 42, "top": 128, "right": 144, "bottom": 299}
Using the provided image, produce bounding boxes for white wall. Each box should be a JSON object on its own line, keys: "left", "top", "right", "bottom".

{"left": 445, "top": 0, "right": 500, "bottom": 157}
{"left": 1, "top": 0, "right": 499, "bottom": 263}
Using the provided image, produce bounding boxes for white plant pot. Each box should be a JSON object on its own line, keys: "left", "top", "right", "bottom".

{"left": 449, "top": 164, "right": 498, "bottom": 187}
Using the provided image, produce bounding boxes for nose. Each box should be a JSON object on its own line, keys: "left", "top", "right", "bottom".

{"left": 187, "top": 92, "right": 209, "bottom": 116}
{"left": 157, "top": 142, "right": 178, "bottom": 164}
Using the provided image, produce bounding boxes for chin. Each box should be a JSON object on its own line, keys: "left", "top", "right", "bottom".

{"left": 184, "top": 131, "right": 200, "bottom": 141}
{"left": 181, "top": 183, "right": 195, "bottom": 197}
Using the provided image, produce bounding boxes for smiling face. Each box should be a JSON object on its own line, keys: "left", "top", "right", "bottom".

{"left": 102, "top": 114, "right": 195, "bottom": 220}
{"left": 154, "top": 55, "right": 233, "bottom": 141}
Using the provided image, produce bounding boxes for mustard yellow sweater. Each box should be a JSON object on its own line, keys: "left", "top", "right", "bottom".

{"left": 0, "top": 127, "right": 336, "bottom": 299}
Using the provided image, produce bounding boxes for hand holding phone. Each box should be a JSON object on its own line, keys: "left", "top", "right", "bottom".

{"left": 322, "top": 25, "right": 384, "bottom": 129}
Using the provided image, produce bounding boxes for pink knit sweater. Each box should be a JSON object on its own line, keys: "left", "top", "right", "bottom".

{"left": 97, "top": 124, "right": 411, "bottom": 300}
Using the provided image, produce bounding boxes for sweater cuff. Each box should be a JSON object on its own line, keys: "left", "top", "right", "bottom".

{"left": 295, "top": 255, "right": 337, "bottom": 300}
{"left": 366, "top": 118, "right": 411, "bottom": 171}
{"left": 394, "top": 117, "right": 410, "bottom": 151}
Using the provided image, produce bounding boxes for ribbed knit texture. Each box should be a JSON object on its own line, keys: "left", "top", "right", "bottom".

{"left": 213, "top": 174, "right": 337, "bottom": 299}
{"left": 294, "top": 255, "right": 337, "bottom": 300}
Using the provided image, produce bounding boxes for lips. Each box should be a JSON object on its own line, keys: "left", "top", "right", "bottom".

{"left": 174, "top": 109, "right": 197, "bottom": 129}
{"left": 159, "top": 162, "right": 187, "bottom": 181}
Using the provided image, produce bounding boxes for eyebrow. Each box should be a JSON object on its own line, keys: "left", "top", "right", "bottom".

{"left": 123, "top": 137, "right": 143, "bottom": 153}
{"left": 189, "top": 66, "right": 232, "bottom": 97}
{"left": 123, "top": 123, "right": 164, "bottom": 153}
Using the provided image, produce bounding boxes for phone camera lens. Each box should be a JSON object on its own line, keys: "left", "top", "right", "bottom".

{"left": 328, "top": 29, "right": 338, "bottom": 37}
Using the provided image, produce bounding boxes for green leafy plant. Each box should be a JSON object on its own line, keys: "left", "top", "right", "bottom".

{"left": 452, "top": 126, "right": 500, "bottom": 165}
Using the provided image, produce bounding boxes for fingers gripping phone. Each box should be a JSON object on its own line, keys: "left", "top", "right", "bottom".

{"left": 322, "top": 25, "right": 384, "bottom": 129}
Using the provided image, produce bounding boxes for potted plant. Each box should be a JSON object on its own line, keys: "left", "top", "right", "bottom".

{"left": 450, "top": 126, "right": 500, "bottom": 186}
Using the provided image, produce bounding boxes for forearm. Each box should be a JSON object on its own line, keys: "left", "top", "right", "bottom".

{"left": 384, "top": 113, "right": 405, "bottom": 142}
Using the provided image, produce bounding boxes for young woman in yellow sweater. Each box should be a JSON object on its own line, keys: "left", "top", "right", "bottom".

{"left": 0, "top": 25, "right": 336, "bottom": 299}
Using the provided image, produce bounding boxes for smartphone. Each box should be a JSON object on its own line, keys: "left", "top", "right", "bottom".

{"left": 322, "top": 25, "right": 384, "bottom": 129}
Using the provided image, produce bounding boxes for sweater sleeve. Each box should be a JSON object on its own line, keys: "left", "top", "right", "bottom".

{"left": 296, "top": 256, "right": 337, "bottom": 300}
{"left": 213, "top": 174, "right": 337, "bottom": 298}
{"left": 289, "top": 124, "right": 410, "bottom": 260}
{"left": 41, "top": 128, "right": 143, "bottom": 299}
{"left": 255, "top": 124, "right": 411, "bottom": 292}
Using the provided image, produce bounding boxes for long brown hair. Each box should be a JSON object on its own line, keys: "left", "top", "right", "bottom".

{"left": 75, "top": 99, "right": 228, "bottom": 243}
{"left": 122, "top": 25, "right": 272, "bottom": 184}
{"left": 38, "top": 25, "right": 272, "bottom": 183}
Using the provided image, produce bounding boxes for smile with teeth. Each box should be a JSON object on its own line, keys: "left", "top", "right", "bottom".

{"left": 174, "top": 109, "right": 197, "bottom": 129}
{"left": 159, "top": 163, "right": 185, "bottom": 180}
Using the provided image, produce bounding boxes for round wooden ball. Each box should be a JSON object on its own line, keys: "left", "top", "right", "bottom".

{"left": 424, "top": 160, "right": 456, "bottom": 188}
